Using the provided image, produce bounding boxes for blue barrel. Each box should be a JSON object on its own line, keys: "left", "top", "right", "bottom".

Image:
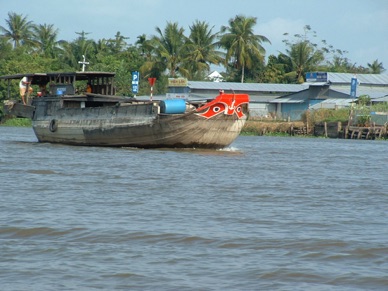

{"left": 160, "top": 99, "right": 186, "bottom": 114}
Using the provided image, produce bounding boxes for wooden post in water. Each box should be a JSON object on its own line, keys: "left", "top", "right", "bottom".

{"left": 338, "top": 121, "right": 342, "bottom": 138}
{"left": 324, "top": 122, "right": 328, "bottom": 138}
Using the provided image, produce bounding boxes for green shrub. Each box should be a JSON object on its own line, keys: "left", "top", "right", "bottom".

{"left": 1, "top": 117, "right": 32, "bottom": 127}
{"left": 303, "top": 108, "right": 350, "bottom": 125}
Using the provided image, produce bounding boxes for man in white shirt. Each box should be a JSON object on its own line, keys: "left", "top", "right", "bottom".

{"left": 19, "top": 76, "right": 33, "bottom": 104}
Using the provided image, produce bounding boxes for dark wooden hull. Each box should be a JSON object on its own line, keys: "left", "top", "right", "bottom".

{"left": 33, "top": 113, "right": 246, "bottom": 149}
{"left": 30, "top": 96, "right": 248, "bottom": 149}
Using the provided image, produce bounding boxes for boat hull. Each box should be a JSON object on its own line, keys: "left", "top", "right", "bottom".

{"left": 31, "top": 99, "right": 247, "bottom": 149}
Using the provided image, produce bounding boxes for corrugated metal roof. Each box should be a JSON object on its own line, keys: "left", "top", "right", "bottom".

{"left": 309, "top": 98, "right": 356, "bottom": 110}
{"left": 327, "top": 73, "right": 388, "bottom": 85}
{"left": 188, "top": 81, "right": 308, "bottom": 93}
{"left": 372, "top": 96, "right": 388, "bottom": 102}
{"left": 269, "top": 96, "right": 305, "bottom": 104}
{"left": 249, "top": 96, "right": 280, "bottom": 102}
{"left": 330, "top": 86, "right": 388, "bottom": 98}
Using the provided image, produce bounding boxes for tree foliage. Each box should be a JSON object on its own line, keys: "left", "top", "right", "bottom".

{"left": 183, "top": 20, "right": 224, "bottom": 80}
{"left": 367, "top": 59, "right": 385, "bottom": 74}
{"left": 219, "top": 15, "right": 270, "bottom": 83}
{"left": 0, "top": 12, "right": 34, "bottom": 48}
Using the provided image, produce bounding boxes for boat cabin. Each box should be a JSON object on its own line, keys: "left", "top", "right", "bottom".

{"left": 1, "top": 71, "right": 116, "bottom": 100}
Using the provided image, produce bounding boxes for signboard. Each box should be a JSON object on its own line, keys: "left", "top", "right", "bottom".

{"left": 132, "top": 71, "right": 139, "bottom": 94}
{"left": 350, "top": 77, "right": 357, "bottom": 97}
{"left": 168, "top": 78, "right": 188, "bottom": 87}
{"left": 148, "top": 77, "right": 156, "bottom": 86}
{"left": 305, "top": 72, "right": 328, "bottom": 82}
{"left": 148, "top": 77, "right": 156, "bottom": 101}
{"left": 166, "top": 93, "right": 189, "bottom": 99}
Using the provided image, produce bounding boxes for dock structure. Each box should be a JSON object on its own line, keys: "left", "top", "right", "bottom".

{"left": 345, "top": 125, "right": 387, "bottom": 140}
{"left": 313, "top": 122, "right": 346, "bottom": 138}
{"left": 290, "top": 124, "right": 308, "bottom": 136}
{"left": 312, "top": 121, "right": 387, "bottom": 139}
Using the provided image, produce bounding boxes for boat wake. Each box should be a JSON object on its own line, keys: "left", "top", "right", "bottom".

{"left": 219, "top": 146, "right": 240, "bottom": 152}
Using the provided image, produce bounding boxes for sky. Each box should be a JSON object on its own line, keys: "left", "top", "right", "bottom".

{"left": 1, "top": 0, "right": 387, "bottom": 73}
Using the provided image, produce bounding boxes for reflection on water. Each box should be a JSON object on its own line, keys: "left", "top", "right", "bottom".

{"left": 0, "top": 126, "right": 387, "bottom": 290}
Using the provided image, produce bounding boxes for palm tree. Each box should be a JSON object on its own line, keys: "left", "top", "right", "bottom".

{"left": 286, "top": 41, "right": 324, "bottom": 83}
{"left": 367, "top": 59, "right": 385, "bottom": 74}
{"left": 183, "top": 20, "right": 224, "bottom": 79}
{"left": 95, "top": 38, "right": 110, "bottom": 56}
{"left": 148, "top": 22, "right": 188, "bottom": 78}
{"left": 136, "top": 34, "right": 154, "bottom": 61}
{"left": 0, "top": 12, "right": 35, "bottom": 48}
{"left": 107, "top": 31, "right": 129, "bottom": 54}
{"left": 58, "top": 32, "right": 96, "bottom": 70}
{"left": 328, "top": 56, "right": 355, "bottom": 73}
{"left": 59, "top": 40, "right": 78, "bottom": 69}
{"left": 32, "top": 23, "right": 60, "bottom": 58}
{"left": 219, "top": 15, "right": 270, "bottom": 83}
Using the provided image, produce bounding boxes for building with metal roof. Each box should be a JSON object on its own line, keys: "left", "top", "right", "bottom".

{"left": 188, "top": 81, "right": 308, "bottom": 93}
{"left": 185, "top": 73, "right": 388, "bottom": 120}
{"left": 272, "top": 72, "right": 388, "bottom": 120}
{"left": 188, "top": 81, "right": 309, "bottom": 117}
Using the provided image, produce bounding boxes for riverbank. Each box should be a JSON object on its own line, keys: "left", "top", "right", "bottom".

{"left": 242, "top": 120, "right": 308, "bottom": 136}
{"left": 242, "top": 119, "right": 387, "bottom": 139}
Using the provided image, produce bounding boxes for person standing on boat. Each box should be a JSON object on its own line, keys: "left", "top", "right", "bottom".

{"left": 19, "top": 76, "right": 33, "bottom": 104}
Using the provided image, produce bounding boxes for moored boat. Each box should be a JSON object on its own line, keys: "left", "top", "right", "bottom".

{"left": 1, "top": 72, "right": 249, "bottom": 149}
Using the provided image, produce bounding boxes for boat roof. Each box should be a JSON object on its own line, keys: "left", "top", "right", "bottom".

{"left": 0, "top": 71, "right": 116, "bottom": 81}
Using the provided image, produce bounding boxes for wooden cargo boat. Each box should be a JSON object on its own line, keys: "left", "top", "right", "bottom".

{"left": 1, "top": 72, "right": 249, "bottom": 149}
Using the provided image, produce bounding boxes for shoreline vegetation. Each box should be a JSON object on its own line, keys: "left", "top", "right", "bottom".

{"left": 241, "top": 120, "right": 306, "bottom": 136}
{"left": 0, "top": 117, "right": 32, "bottom": 127}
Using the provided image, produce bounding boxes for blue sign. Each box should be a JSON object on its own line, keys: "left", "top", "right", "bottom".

{"left": 316, "top": 72, "right": 327, "bottom": 82}
{"left": 305, "top": 72, "right": 328, "bottom": 82}
{"left": 350, "top": 77, "right": 357, "bottom": 97}
{"left": 132, "top": 71, "right": 139, "bottom": 94}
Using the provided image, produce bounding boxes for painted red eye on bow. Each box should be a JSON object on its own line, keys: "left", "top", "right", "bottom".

{"left": 196, "top": 94, "right": 249, "bottom": 119}
{"left": 235, "top": 106, "right": 244, "bottom": 118}
{"left": 199, "top": 103, "right": 226, "bottom": 118}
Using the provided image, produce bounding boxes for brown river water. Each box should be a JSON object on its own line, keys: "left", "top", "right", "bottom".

{"left": 0, "top": 126, "right": 387, "bottom": 290}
